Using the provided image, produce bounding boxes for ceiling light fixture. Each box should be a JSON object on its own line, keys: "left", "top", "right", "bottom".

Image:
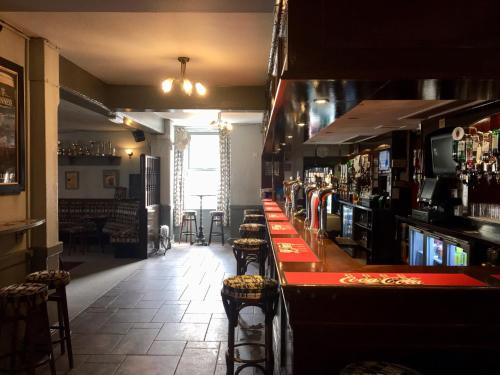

{"left": 109, "top": 114, "right": 124, "bottom": 124}
{"left": 287, "top": 135, "right": 293, "bottom": 139}
{"left": 161, "top": 57, "right": 207, "bottom": 97}
{"left": 209, "top": 111, "right": 233, "bottom": 134}
{"left": 314, "top": 98, "right": 330, "bottom": 104}
{"left": 297, "top": 122, "right": 306, "bottom": 127}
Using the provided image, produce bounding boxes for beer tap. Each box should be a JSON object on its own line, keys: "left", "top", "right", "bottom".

{"left": 283, "top": 178, "right": 298, "bottom": 215}
{"left": 317, "top": 175, "right": 335, "bottom": 239}
{"left": 304, "top": 183, "right": 318, "bottom": 227}
{"left": 290, "top": 177, "right": 303, "bottom": 214}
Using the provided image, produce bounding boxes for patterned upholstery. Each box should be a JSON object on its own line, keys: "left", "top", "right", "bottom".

{"left": 103, "top": 201, "right": 140, "bottom": 245}
{"left": 110, "top": 229, "right": 140, "bottom": 244}
{"left": 243, "top": 209, "right": 262, "bottom": 216}
{"left": 0, "top": 283, "right": 48, "bottom": 311}
{"left": 243, "top": 214, "right": 265, "bottom": 224}
{"left": 59, "top": 199, "right": 115, "bottom": 223}
{"left": 210, "top": 211, "right": 224, "bottom": 217}
{"left": 340, "top": 361, "right": 422, "bottom": 375}
{"left": 239, "top": 223, "right": 266, "bottom": 239}
{"left": 233, "top": 238, "right": 266, "bottom": 253}
{"left": 26, "top": 270, "right": 71, "bottom": 289}
{"left": 222, "top": 275, "right": 278, "bottom": 300}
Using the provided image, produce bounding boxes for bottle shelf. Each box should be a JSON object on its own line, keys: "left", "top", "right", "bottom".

{"left": 58, "top": 155, "right": 122, "bottom": 166}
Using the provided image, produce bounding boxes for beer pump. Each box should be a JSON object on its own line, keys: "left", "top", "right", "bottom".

{"left": 317, "top": 175, "right": 336, "bottom": 239}
{"left": 304, "top": 183, "right": 318, "bottom": 227}
{"left": 290, "top": 177, "right": 303, "bottom": 214}
{"left": 283, "top": 177, "right": 298, "bottom": 215}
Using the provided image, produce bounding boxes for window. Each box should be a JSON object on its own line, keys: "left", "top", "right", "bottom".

{"left": 184, "top": 133, "right": 219, "bottom": 209}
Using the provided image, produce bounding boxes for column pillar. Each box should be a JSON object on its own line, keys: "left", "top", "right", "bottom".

{"left": 29, "top": 38, "right": 62, "bottom": 270}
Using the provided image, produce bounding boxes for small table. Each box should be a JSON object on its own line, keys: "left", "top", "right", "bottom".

{"left": 191, "top": 194, "right": 216, "bottom": 246}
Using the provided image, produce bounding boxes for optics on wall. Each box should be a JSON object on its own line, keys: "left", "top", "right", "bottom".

{"left": 210, "top": 111, "right": 233, "bottom": 133}
{"left": 161, "top": 57, "right": 207, "bottom": 97}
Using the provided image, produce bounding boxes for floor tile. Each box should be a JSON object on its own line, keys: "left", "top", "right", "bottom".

{"left": 174, "top": 348, "right": 218, "bottom": 375}
{"left": 152, "top": 304, "right": 188, "bottom": 323}
{"left": 181, "top": 313, "right": 212, "bottom": 323}
{"left": 186, "top": 341, "right": 220, "bottom": 349}
{"left": 156, "top": 322, "right": 208, "bottom": 341}
{"left": 148, "top": 340, "right": 186, "bottom": 355}
{"left": 100, "top": 322, "right": 134, "bottom": 334}
{"left": 86, "top": 354, "right": 127, "bottom": 364}
{"left": 110, "top": 308, "right": 158, "bottom": 323}
{"left": 71, "top": 333, "right": 123, "bottom": 354}
{"left": 69, "top": 362, "right": 120, "bottom": 375}
{"left": 116, "top": 355, "right": 180, "bottom": 375}
{"left": 205, "top": 318, "right": 228, "bottom": 341}
{"left": 112, "top": 331, "right": 157, "bottom": 354}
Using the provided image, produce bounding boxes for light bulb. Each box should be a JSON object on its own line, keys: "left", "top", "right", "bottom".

{"left": 161, "top": 78, "right": 173, "bottom": 93}
{"left": 195, "top": 82, "right": 207, "bottom": 96}
{"left": 183, "top": 79, "right": 193, "bottom": 96}
{"left": 297, "top": 122, "right": 306, "bottom": 127}
{"left": 226, "top": 123, "right": 233, "bottom": 131}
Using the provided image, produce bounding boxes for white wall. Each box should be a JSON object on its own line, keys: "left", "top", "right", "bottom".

{"left": 230, "top": 124, "right": 262, "bottom": 206}
{"left": 58, "top": 131, "right": 147, "bottom": 198}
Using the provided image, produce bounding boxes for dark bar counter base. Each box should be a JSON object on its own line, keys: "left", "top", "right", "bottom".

{"left": 266, "top": 212, "right": 500, "bottom": 375}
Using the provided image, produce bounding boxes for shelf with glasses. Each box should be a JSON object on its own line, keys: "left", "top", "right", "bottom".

{"left": 58, "top": 155, "right": 122, "bottom": 166}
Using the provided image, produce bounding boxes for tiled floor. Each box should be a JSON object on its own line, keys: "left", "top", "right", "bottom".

{"left": 43, "top": 243, "right": 264, "bottom": 374}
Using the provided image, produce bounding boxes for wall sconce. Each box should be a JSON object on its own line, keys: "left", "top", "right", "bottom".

{"left": 125, "top": 149, "right": 134, "bottom": 159}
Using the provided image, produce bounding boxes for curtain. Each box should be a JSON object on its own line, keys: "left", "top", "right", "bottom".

{"left": 173, "top": 127, "right": 190, "bottom": 226}
{"left": 218, "top": 129, "right": 231, "bottom": 226}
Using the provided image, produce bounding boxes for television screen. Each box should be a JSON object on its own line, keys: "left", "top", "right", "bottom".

{"left": 379, "top": 150, "right": 390, "bottom": 172}
{"left": 419, "top": 178, "right": 437, "bottom": 202}
{"left": 431, "top": 133, "right": 456, "bottom": 175}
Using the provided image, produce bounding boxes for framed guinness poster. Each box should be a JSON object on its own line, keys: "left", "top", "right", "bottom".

{"left": 0, "top": 57, "right": 25, "bottom": 194}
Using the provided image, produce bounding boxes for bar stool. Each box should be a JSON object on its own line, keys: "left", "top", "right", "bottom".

{"left": 239, "top": 223, "right": 266, "bottom": 240}
{"left": 0, "top": 283, "right": 56, "bottom": 375}
{"left": 243, "top": 209, "right": 262, "bottom": 216}
{"left": 221, "top": 275, "right": 279, "bottom": 375}
{"left": 233, "top": 238, "right": 267, "bottom": 276}
{"left": 26, "top": 270, "right": 74, "bottom": 369}
{"left": 179, "top": 210, "right": 197, "bottom": 244}
{"left": 340, "top": 361, "right": 422, "bottom": 375}
{"left": 243, "top": 214, "right": 265, "bottom": 224}
{"left": 208, "top": 211, "right": 225, "bottom": 245}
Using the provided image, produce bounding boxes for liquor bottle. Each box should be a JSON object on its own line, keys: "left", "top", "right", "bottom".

{"left": 482, "top": 131, "right": 492, "bottom": 163}
{"left": 492, "top": 129, "right": 499, "bottom": 156}
{"left": 457, "top": 138, "right": 466, "bottom": 164}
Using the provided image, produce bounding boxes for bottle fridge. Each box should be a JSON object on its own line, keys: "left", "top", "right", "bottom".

{"left": 342, "top": 205, "right": 354, "bottom": 238}
{"left": 408, "top": 226, "right": 470, "bottom": 266}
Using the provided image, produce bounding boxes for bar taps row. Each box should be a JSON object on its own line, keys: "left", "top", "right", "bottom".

{"left": 284, "top": 172, "right": 337, "bottom": 239}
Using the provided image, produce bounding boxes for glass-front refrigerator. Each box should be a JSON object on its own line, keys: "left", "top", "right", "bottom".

{"left": 446, "top": 240, "right": 470, "bottom": 266}
{"left": 408, "top": 226, "right": 425, "bottom": 265}
{"left": 342, "top": 205, "right": 353, "bottom": 238}
{"left": 426, "top": 233, "right": 444, "bottom": 266}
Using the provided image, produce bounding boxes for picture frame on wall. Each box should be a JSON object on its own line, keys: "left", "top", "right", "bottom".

{"left": 65, "top": 171, "right": 79, "bottom": 190}
{"left": 103, "top": 169, "right": 119, "bottom": 188}
{"left": 0, "top": 56, "right": 25, "bottom": 195}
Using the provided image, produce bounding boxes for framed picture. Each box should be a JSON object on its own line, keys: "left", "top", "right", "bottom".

{"left": 65, "top": 171, "right": 79, "bottom": 190}
{"left": 103, "top": 170, "right": 119, "bottom": 188}
{"left": 0, "top": 56, "right": 25, "bottom": 194}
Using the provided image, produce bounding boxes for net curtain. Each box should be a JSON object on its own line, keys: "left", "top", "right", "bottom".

{"left": 173, "top": 127, "right": 190, "bottom": 226}
{"left": 218, "top": 129, "right": 231, "bottom": 226}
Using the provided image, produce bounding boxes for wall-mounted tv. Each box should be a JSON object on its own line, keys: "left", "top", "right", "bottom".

{"left": 431, "top": 133, "right": 457, "bottom": 176}
{"left": 379, "top": 150, "right": 391, "bottom": 172}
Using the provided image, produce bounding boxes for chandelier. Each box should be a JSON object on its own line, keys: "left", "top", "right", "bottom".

{"left": 210, "top": 111, "right": 233, "bottom": 133}
{"left": 161, "top": 57, "right": 207, "bottom": 96}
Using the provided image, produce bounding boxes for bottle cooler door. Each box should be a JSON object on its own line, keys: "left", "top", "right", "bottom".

{"left": 425, "top": 234, "right": 444, "bottom": 266}
{"left": 446, "top": 242, "right": 470, "bottom": 266}
{"left": 342, "top": 206, "right": 353, "bottom": 238}
{"left": 409, "top": 227, "right": 425, "bottom": 266}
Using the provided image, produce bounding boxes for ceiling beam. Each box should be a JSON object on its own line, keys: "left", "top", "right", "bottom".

{"left": 0, "top": 0, "right": 274, "bottom": 13}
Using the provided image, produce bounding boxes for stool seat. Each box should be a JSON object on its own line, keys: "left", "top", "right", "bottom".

{"left": 210, "top": 210, "right": 224, "bottom": 216}
{"left": 183, "top": 210, "right": 197, "bottom": 216}
{"left": 0, "top": 283, "right": 48, "bottom": 310}
{"left": 239, "top": 223, "right": 266, "bottom": 240}
{"left": 26, "top": 270, "right": 71, "bottom": 289}
{"left": 233, "top": 238, "right": 266, "bottom": 252}
{"left": 340, "top": 361, "right": 422, "bottom": 375}
{"left": 222, "top": 275, "right": 278, "bottom": 300}
{"left": 243, "top": 209, "right": 262, "bottom": 216}
{"left": 243, "top": 214, "right": 265, "bottom": 224}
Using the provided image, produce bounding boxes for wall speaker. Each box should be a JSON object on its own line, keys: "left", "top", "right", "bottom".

{"left": 132, "top": 129, "right": 145, "bottom": 142}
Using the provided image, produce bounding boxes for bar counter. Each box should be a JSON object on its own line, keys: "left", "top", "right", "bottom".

{"left": 263, "top": 201, "right": 500, "bottom": 375}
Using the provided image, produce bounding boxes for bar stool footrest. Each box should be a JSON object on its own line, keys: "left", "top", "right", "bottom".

{"left": 232, "top": 342, "right": 266, "bottom": 364}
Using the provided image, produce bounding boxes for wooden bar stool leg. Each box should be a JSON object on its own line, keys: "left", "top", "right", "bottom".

{"left": 57, "top": 298, "right": 66, "bottom": 355}
{"left": 208, "top": 216, "right": 214, "bottom": 245}
{"left": 40, "top": 303, "right": 57, "bottom": 375}
{"left": 220, "top": 218, "right": 225, "bottom": 245}
{"left": 264, "top": 301, "right": 274, "bottom": 375}
{"left": 60, "top": 287, "right": 74, "bottom": 369}
{"left": 179, "top": 217, "right": 185, "bottom": 243}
